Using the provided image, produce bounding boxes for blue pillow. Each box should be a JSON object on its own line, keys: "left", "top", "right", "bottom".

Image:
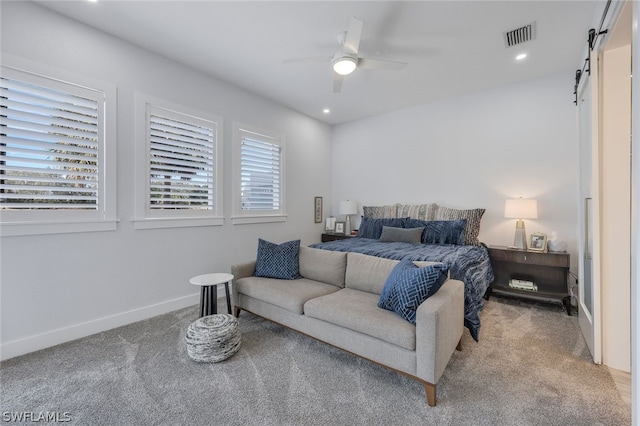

{"left": 404, "top": 219, "right": 467, "bottom": 245}
{"left": 254, "top": 239, "right": 301, "bottom": 280}
{"left": 357, "top": 217, "right": 406, "bottom": 239}
{"left": 377, "top": 258, "right": 449, "bottom": 324}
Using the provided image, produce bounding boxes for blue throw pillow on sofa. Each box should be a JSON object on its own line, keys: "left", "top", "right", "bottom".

{"left": 377, "top": 258, "right": 449, "bottom": 324}
{"left": 254, "top": 238, "right": 302, "bottom": 280}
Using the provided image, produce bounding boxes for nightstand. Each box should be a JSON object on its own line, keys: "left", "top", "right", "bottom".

{"left": 486, "top": 245, "right": 572, "bottom": 315}
{"left": 321, "top": 233, "right": 356, "bottom": 242}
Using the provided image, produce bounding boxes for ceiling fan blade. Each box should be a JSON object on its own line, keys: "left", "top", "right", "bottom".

{"left": 333, "top": 73, "right": 344, "bottom": 93}
{"left": 343, "top": 17, "right": 363, "bottom": 55}
{"left": 283, "top": 56, "right": 331, "bottom": 64}
{"left": 358, "top": 57, "right": 407, "bottom": 71}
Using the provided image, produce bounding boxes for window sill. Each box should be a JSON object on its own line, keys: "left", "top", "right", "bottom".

{"left": 1, "top": 219, "right": 118, "bottom": 237}
{"left": 133, "top": 216, "right": 224, "bottom": 230}
{"left": 231, "top": 214, "right": 286, "bottom": 225}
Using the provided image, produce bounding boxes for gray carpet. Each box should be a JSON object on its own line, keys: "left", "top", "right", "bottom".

{"left": 0, "top": 297, "right": 631, "bottom": 425}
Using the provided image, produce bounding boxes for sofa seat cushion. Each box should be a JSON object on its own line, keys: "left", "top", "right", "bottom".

{"left": 303, "top": 288, "right": 416, "bottom": 350}
{"left": 236, "top": 277, "right": 340, "bottom": 314}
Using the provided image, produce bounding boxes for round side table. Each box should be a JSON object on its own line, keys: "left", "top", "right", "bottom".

{"left": 190, "top": 273, "right": 234, "bottom": 318}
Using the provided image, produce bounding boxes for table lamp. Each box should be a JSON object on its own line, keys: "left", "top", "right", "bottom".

{"left": 339, "top": 200, "right": 358, "bottom": 235}
{"left": 504, "top": 198, "right": 538, "bottom": 250}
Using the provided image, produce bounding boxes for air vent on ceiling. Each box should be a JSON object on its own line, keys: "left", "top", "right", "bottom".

{"left": 503, "top": 22, "right": 536, "bottom": 47}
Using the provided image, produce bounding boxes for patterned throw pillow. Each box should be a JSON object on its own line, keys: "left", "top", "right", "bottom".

{"left": 396, "top": 203, "right": 437, "bottom": 221}
{"left": 357, "top": 217, "right": 406, "bottom": 239}
{"left": 404, "top": 219, "right": 467, "bottom": 245}
{"left": 362, "top": 205, "right": 398, "bottom": 218}
{"left": 433, "top": 205, "right": 485, "bottom": 246}
{"left": 379, "top": 226, "right": 424, "bottom": 244}
{"left": 254, "top": 239, "right": 301, "bottom": 280}
{"left": 377, "top": 258, "right": 449, "bottom": 324}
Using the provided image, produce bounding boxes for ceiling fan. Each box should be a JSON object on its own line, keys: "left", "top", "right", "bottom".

{"left": 284, "top": 17, "right": 408, "bottom": 93}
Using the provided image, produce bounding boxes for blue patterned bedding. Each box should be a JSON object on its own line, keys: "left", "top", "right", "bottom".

{"left": 310, "top": 238, "right": 494, "bottom": 341}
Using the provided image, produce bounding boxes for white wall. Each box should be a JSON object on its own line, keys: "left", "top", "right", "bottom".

{"left": 0, "top": 2, "right": 332, "bottom": 359}
{"left": 332, "top": 73, "right": 579, "bottom": 275}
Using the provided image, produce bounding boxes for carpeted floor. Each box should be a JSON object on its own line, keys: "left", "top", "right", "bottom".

{"left": 0, "top": 297, "right": 631, "bottom": 425}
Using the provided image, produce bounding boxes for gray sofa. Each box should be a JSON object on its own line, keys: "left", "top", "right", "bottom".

{"left": 231, "top": 246, "right": 464, "bottom": 406}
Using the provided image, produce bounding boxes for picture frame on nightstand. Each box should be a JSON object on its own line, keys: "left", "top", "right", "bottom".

{"left": 529, "top": 232, "right": 548, "bottom": 252}
{"left": 325, "top": 216, "right": 336, "bottom": 233}
{"left": 334, "top": 221, "right": 346, "bottom": 235}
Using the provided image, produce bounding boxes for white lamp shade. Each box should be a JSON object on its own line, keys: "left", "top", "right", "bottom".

{"left": 504, "top": 199, "right": 538, "bottom": 219}
{"left": 339, "top": 200, "right": 357, "bottom": 215}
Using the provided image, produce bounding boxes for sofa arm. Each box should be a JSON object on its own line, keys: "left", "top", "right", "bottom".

{"left": 231, "top": 260, "right": 256, "bottom": 280}
{"left": 231, "top": 261, "right": 256, "bottom": 307}
{"left": 415, "top": 278, "right": 464, "bottom": 385}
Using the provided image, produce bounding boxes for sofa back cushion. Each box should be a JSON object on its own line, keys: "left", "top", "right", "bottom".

{"left": 345, "top": 252, "right": 400, "bottom": 294}
{"left": 299, "top": 246, "right": 347, "bottom": 288}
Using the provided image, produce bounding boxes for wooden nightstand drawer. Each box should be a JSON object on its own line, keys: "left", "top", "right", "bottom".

{"left": 487, "top": 247, "right": 569, "bottom": 268}
{"left": 321, "top": 233, "right": 355, "bottom": 242}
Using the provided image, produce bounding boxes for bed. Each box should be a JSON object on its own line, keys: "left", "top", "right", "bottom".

{"left": 310, "top": 203, "right": 494, "bottom": 341}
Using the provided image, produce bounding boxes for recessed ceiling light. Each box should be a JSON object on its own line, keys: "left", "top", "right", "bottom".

{"left": 516, "top": 53, "right": 527, "bottom": 61}
{"left": 322, "top": 108, "right": 331, "bottom": 114}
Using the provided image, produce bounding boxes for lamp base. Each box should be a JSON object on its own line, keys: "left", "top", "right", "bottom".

{"left": 345, "top": 215, "right": 351, "bottom": 235}
{"left": 513, "top": 219, "right": 527, "bottom": 250}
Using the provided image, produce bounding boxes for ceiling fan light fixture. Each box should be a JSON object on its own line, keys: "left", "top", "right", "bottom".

{"left": 332, "top": 56, "right": 357, "bottom": 75}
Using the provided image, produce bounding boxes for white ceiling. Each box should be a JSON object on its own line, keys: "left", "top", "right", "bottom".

{"left": 36, "top": 1, "right": 599, "bottom": 125}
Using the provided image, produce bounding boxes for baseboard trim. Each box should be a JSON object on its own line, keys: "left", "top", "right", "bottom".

{"left": 1, "top": 293, "right": 200, "bottom": 361}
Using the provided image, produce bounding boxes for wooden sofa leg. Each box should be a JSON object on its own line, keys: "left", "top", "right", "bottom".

{"left": 424, "top": 383, "right": 436, "bottom": 407}
{"left": 233, "top": 306, "right": 242, "bottom": 317}
{"left": 456, "top": 337, "right": 463, "bottom": 351}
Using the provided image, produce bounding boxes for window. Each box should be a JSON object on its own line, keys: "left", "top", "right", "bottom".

{"left": 134, "top": 95, "right": 222, "bottom": 229}
{"left": 241, "top": 137, "right": 280, "bottom": 211}
{"left": 232, "top": 123, "right": 286, "bottom": 224}
{"left": 0, "top": 65, "right": 116, "bottom": 236}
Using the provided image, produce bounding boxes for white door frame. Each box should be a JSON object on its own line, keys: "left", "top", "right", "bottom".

{"left": 630, "top": 2, "right": 639, "bottom": 423}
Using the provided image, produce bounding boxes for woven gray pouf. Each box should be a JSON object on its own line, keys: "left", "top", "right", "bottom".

{"left": 185, "top": 314, "right": 241, "bottom": 363}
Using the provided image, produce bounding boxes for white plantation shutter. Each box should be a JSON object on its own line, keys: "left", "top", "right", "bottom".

{"left": 232, "top": 123, "right": 285, "bottom": 224}
{"left": 146, "top": 105, "right": 216, "bottom": 213}
{"left": 240, "top": 135, "right": 281, "bottom": 211}
{"left": 0, "top": 75, "right": 101, "bottom": 210}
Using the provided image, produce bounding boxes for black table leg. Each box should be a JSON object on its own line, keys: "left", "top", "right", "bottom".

{"left": 483, "top": 287, "right": 492, "bottom": 301}
{"left": 563, "top": 296, "right": 572, "bottom": 316}
{"left": 206, "top": 286, "right": 212, "bottom": 316}
{"left": 224, "top": 282, "right": 232, "bottom": 314}
{"left": 211, "top": 285, "right": 217, "bottom": 315}
{"left": 199, "top": 287, "right": 205, "bottom": 318}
